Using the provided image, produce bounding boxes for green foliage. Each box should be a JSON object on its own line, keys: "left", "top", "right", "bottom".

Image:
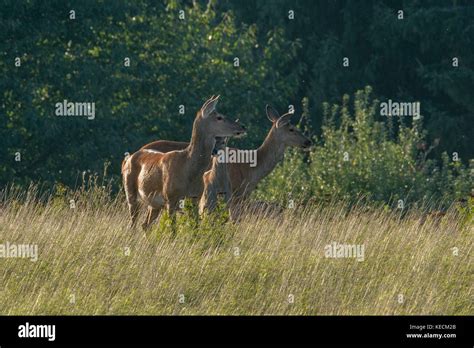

{"left": 220, "top": 0, "right": 474, "bottom": 160}
{"left": 256, "top": 87, "right": 473, "bottom": 208}
{"left": 152, "top": 197, "right": 234, "bottom": 252}
{"left": 1, "top": 0, "right": 299, "bottom": 187}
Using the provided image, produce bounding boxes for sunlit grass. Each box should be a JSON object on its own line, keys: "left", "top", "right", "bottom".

{"left": 0, "top": 185, "right": 472, "bottom": 315}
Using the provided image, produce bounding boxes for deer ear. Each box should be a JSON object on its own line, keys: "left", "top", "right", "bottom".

{"left": 276, "top": 112, "right": 293, "bottom": 128}
{"left": 266, "top": 105, "right": 280, "bottom": 123}
{"left": 201, "top": 95, "right": 220, "bottom": 119}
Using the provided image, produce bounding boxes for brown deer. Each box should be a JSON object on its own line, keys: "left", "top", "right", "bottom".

{"left": 122, "top": 96, "right": 245, "bottom": 229}
{"left": 224, "top": 105, "right": 311, "bottom": 218}
{"left": 141, "top": 105, "right": 312, "bottom": 218}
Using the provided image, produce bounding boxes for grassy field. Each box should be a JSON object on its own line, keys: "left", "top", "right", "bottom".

{"left": 0, "top": 185, "right": 472, "bottom": 315}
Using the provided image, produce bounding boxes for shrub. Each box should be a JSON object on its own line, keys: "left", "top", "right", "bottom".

{"left": 256, "top": 86, "right": 473, "bottom": 210}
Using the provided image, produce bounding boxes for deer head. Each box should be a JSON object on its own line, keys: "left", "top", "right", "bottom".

{"left": 265, "top": 105, "right": 312, "bottom": 149}
{"left": 198, "top": 96, "right": 246, "bottom": 138}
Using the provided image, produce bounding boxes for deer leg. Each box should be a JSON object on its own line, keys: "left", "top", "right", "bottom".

{"left": 142, "top": 206, "right": 162, "bottom": 231}
{"left": 148, "top": 207, "right": 162, "bottom": 226}
{"left": 128, "top": 202, "right": 140, "bottom": 229}
{"left": 198, "top": 185, "right": 209, "bottom": 216}
{"left": 123, "top": 171, "right": 139, "bottom": 229}
{"left": 141, "top": 207, "right": 151, "bottom": 231}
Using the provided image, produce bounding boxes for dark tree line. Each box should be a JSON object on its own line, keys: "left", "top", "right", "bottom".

{"left": 1, "top": 0, "right": 472, "bottom": 189}
{"left": 219, "top": 0, "right": 474, "bottom": 158}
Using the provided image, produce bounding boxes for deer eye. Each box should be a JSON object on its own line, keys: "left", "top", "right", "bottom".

{"left": 217, "top": 116, "right": 223, "bottom": 120}
{"left": 289, "top": 128, "right": 294, "bottom": 132}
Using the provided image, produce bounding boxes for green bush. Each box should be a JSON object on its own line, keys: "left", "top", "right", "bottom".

{"left": 256, "top": 86, "right": 473, "bottom": 209}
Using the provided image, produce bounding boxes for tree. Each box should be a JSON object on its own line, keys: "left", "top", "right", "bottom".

{"left": 0, "top": 0, "right": 299, "bottom": 187}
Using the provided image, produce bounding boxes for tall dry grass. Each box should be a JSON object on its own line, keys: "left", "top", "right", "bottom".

{"left": 0, "top": 185, "right": 472, "bottom": 315}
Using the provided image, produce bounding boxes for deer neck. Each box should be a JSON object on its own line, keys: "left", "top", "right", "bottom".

{"left": 185, "top": 120, "right": 214, "bottom": 175}
{"left": 252, "top": 127, "right": 285, "bottom": 182}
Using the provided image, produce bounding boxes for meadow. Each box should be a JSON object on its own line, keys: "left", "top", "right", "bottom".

{"left": 0, "top": 184, "right": 471, "bottom": 315}
{"left": 1, "top": 0, "right": 472, "bottom": 321}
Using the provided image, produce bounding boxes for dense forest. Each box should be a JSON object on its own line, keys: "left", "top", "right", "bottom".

{"left": 1, "top": 0, "right": 472, "bottom": 204}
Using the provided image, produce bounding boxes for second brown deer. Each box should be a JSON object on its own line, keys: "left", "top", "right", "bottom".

{"left": 224, "top": 105, "right": 311, "bottom": 218}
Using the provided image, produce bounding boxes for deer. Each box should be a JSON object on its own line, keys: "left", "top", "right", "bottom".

{"left": 137, "top": 136, "right": 232, "bottom": 217}
{"left": 140, "top": 105, "right": 312, "bottom": 219}
{"left": 224, "top": 105, "right": 312, "bottom": 218}
{"left": 122, "top": 96, "right": 246, "bottom": 230}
